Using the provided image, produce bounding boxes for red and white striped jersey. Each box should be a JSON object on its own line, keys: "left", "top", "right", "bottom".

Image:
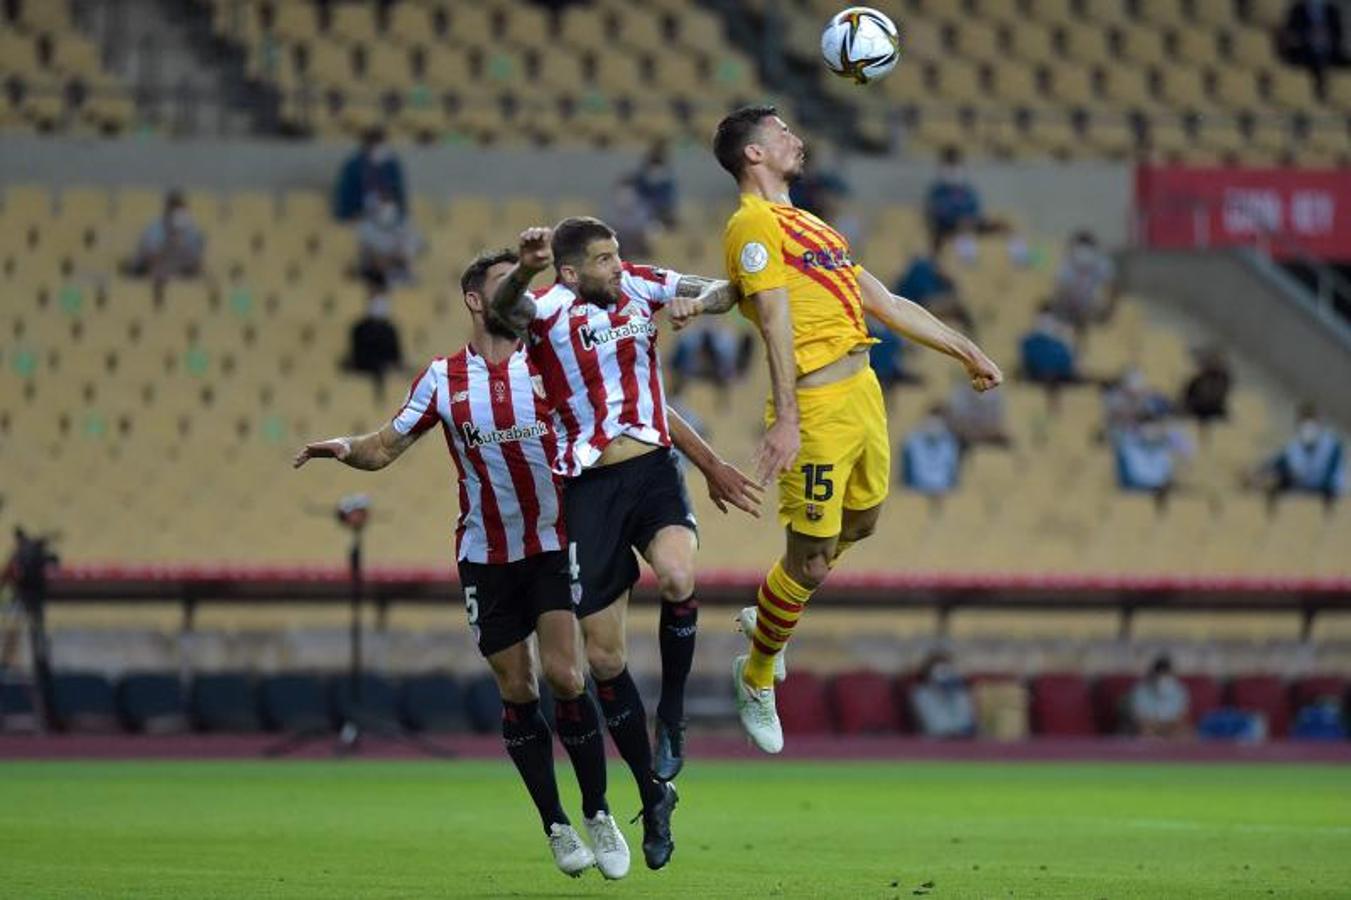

{"left": 525, "top": 261, "right": 682, "bottom": 477}
{"left": 392, "top": 345, "right": 565, "bottom": 565}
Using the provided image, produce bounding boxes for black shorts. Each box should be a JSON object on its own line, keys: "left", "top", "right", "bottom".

{"left": 456, "top": 550, "right": 577, "bottom": 657}
{"left": 563, "top": 447, "right": 697, "bottom": 619}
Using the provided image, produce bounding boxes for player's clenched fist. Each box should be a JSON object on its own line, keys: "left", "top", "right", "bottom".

{"left": 516, "top": 226, "right": 553, "bottom": 274}
{"left": 668, "top": 295, "right": 703, "bottom": 331}
{"left": 964, "top": 349, "right": 1003, "bottom": 393}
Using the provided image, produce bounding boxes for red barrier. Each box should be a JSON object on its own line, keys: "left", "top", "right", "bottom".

{"left": 1136, "top": 166, "right": 1351, "bottom": 261}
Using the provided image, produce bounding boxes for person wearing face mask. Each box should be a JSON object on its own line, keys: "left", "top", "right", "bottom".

{"left": 909, "top": 650, "right": 975, "bottom": 739}
{"left": 1258, "top": 403, "right": 1346, "bottom": 502}
{"left": 1112, "top": 411, "right": 1193, "bottom": 499}
{"left": 900, "top": 404, "right": 963, "bottom": 496}
{"left": 343, "top": 270, "right": 406, "bottom": 401}
{"left": 923, "top": 146, "right": 1014, "bottom": 264}
{"left": 333, "top": 127, "right": 407, "bottom": 222}
{"left": 126, "top": 189, "right": 205, "bottom": 282}
{"left": 356, "top": 189, "right": 423, "bottom": 286}
{"left": 1051, "top": 230, "right": 1118, "bottom": 332}
{"left": 1129, "top": 655, "right": 1190, "bottom": 739}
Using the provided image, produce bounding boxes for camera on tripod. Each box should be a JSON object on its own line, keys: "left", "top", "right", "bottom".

{"left": 334, "top": 494, "right": 371, "bottom": 531}
{"left": 7, "top": 528, "right": 60, "bottom": 595}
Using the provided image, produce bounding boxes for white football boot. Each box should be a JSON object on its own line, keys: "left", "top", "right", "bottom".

{"left": 583, "top": 811, "right": 631, "bottom": 880}
{"left": 547, "top": 823, "right": 595, "bottom": 878}
{"left": 736, "top": 606, "right": 787, "bottom": 683}
{"left": 733, "top": 654, "right": 784, "bottom": 754}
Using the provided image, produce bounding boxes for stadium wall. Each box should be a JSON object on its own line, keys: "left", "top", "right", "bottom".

{"left": 0, "top": 136, "right": 1134, "bottom": 244}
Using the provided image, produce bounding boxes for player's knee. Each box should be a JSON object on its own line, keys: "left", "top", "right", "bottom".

{"left": 840, "top": 519, "right": 878, "bottom": 543}
{"left": 655, "top": 563, "right": 695, "bottom": 603}
{"left": 542, "top": 657, "right": 585, "bottom": 700}
{"left": 586, "top": 643, "right": 626, "bottom": 682}
{"left": 496, "top": 673, "right": 539, "bottom": 705}
{"left": 790, "top": 554, "right": 831, "bottom": 590}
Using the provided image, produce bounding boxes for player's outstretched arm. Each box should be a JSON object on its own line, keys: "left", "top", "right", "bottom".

{"left": 669, "top": 275, "right": 740, "bottom": 331}
{"left": 856, "top": 268, "right": 1003, "bottom": 392}
{"left": 293, "top": 423, "right": 420, "bottom": 471}
{"left": 488, "top": 226, "right": 552, "bottom": 338}
{"left": 668, "top": 409, "right": 763, "bottom": 517}
{"left": 749, "top": 286, "right": 801, "bottom": 484}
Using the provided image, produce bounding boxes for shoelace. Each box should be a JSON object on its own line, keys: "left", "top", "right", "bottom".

{"left": 551, "top": 828, "right": 583, "bottom": 855}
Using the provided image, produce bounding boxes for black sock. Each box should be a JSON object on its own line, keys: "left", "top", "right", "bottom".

{"left": 554, "top": 694, "right": 609, "bottom": 819}
{"left": 657, "top": 595, "right": 699, "bottom": 725}
{"left": 501, "top": 700, "right": 567, "bottom": 833}
{"left": 594, "top": 668, "right": 664, "bottom": 808}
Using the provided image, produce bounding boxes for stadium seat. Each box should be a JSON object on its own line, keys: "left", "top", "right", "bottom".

{"left": 1228, "top": 675, "right": 1290, "bottom": 738}
{"left": 1092, "top": 674, "right": 1138, "bottom": 735}
{"left": 190, "top": 672, "right": 262, "bottom": 732}
{"left": 329, "top": 673, "right": 399, "bottom": 725}
{"left": 398, "top": 673, "right": 468, "bottom": 732}
{"left": 829, "top": 670, "right": 902, "bottom": 735}
{"left": 52, "top": 672, "right": 119, "bottom": 732}
{"left": 463, "top": 672, "right": 503, "bottom": 734}
{"left": 1179, "top": 675, "right": 1223, "bottom": 724}
{"left": 0, "top": 681, "right": 39, "bottom": 733}
{"left": 1292, "top": 676, "right": 1346, "bottom": 710}
{"left": 258, "top": 673, "right": 330, "bottom": 732}
{"left": 116, "top": 672, "right": 189, "bottom": 733}
{"left": 775, "top": 672, "right": 832, "bottom": 736}
{"left": 1030, "top": 673, "right": 1096, "bottom": 736}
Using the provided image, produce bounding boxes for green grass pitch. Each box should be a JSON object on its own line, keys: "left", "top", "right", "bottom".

{"left": 1, "top": 759, "right": 1348, "bottom": 898}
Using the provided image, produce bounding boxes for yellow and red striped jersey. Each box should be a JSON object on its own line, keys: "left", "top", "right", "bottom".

{"left": 722, "top": 193, "right": 874, "bottom": 377}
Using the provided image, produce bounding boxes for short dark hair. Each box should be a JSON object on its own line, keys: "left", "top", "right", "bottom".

{"left": 712, "top": 104, "right": 777, "bottom": 178}
{"left": 460, "top": 247, "right": 518, "bottom": 297}
{"left": 551, "top": 216, "right": 617, "bottom": 268}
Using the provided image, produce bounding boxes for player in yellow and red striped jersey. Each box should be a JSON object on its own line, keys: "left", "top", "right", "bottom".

{"left": 711, "top": 106, "right": 1004, "bottom": 753}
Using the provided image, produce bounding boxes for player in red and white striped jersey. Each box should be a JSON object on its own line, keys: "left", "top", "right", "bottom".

{"left": 293, "top": 249, "right": 629, "bottom": 879}
{"left": 490, "top": 220, "right": 753, "bottom": 870}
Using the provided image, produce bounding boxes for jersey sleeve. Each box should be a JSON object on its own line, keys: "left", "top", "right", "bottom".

{"left": 724, "top": 207, "right": 788, "bottom": 296}
{"left": 620, "top": 261, "right": 682, "bottom": 311}
{"left": 391, "top": 362, "right": 441, "bottom": 435}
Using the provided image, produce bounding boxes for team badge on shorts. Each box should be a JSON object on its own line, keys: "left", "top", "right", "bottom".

{"left": 805, "top": 503, "right": 824, "bottom": 522}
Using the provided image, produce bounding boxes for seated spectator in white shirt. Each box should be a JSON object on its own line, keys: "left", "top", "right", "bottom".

{"left": 1129, "top": 655, "right": 1190, "bottom": 739}
{"left": 1256, "top": 403, "right": 1346, "bottom": 503}
{"left": 1050, "top": 230, "right": 1118, "bottom": 331}
{"left": 357, "top": 189, "right": 423, "bottom": 287}
{"left": 126, "top": 189, "right": 205, "bottom": 282}
{"left": 909, "top": 651, "right": 975, "bottom": 739}
{"left": 1112, "top": 413, "right": 1193, "bottom": 498}
{"left": 900, "top": 405, "right": 962, "bottom": 495}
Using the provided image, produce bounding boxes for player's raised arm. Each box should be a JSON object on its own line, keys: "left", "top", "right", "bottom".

{"left": 749, "top": 286, "right": 801, "bottom": 484}
{"left": 856, "top": 267, "right": 1003, "bottom": 393}
{"left": 487, "top": 226, "right": 552, "bottom": 338}
{"left": 668, "top": 409, "right": 763, "bottom": 517}
{"left": 293, "top": 422, "right": 419, "bottom": 471}
{"left": 668, "top": 274, "right": 740, "bottom": 331}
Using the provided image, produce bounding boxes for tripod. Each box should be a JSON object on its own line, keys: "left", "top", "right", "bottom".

{"left": 266, "top": 498, "right": 452, "bottom": 758}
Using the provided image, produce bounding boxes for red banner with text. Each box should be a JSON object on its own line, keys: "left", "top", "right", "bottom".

{"left": 1136, "top": 166, "right": 1351, "bottom": 261}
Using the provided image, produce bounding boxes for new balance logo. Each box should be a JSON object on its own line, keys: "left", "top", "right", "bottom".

{"left": 579, "top": 319, "right": 657, "bottom": 352}
{"left": 460, "top": 420, "right": 548, "bottom": 450}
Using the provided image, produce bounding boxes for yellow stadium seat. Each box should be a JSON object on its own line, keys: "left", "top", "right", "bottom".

{"left": 1115, "top": 24, "right": 1169, "bottom": 68}
{"left": 952, "top": 21, "right": 1002, "bottom": 61}
{"left": 932, "top": 59, "right": 985, "bottom": 103}
{"left": 1246, "top": 0, "right": 1289, "bottom": 28}
{"left": 386, "top": 3, "right": 438, "bottom": 45}
{"left": 420, "top": 48, "right": 473, "bottom": 90}
{"left": 1061, "top": 23, "right": 1113, "bottom": 65}
{"left": 1210, "top": 68, "right": 1264, "bottom": 111}
{"left": 1080, "top": 0, "right": 1130, "bottom": 23}
{"left": 1264, "top": 69, "right": 1320, "bottom": 111}
{"left": 362, "top": 42, "right": 412, "bottom": 89}
{"left": 1004, "top": 22, "right": 1054, "bottom": 63}
{"left": 899, "top": 18, "right": 946, "bottom": 63}
{"left": 327, "top": 4, "right": 378, "bottom": 44}
{"left": 987, "top": 63, "right": 1039, "bottom": 105}
{"left": 1224, "top": 26, "right": 1277, "bottom": 69}
{"left": 611, "top": 9, "right": 665, "bottom": 52}
{"left": 1026, "top": 0, "right": 1076, "bottom": 26}
{"left": 558, "top": 10, "right": 608, "bottom": 53}
{"left": 1157, "top": 66, "right": 1207, "bottom": 111}
{"left": 1099, "top": 66, "right": 1159, "bottom": 112}
{"left": 448, "top": 4, "right": 495, "bottom": 46}
{"left": 499, "top": 4, "right": 553, "bottom": 49}
{"left": 1046, "top": 63, "right": 1097, "bottom": 106}
{"left": 271, "top": 3, "right": 319, "bottom": 43}
{"left": 674, "top": 8, "right": 727, "bottom": 58}
{"left": 1136, "top": 0, "right": 1187, "bottom": 26}
{"left": 1170, "top": 29, "right": 1221, "bottom": 68}
{"left": 1192, "top": 0, "right": 1237, "bottom": 27}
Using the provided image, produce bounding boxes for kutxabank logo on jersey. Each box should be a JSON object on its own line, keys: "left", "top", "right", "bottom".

{"left": 578, "top": 318, "right": 658, "bottom": 352}
{"left": 460, "top": 419, "right": 549, "bottom": 450}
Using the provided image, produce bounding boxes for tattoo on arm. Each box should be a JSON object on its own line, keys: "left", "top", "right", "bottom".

{"left": 674, "top": 275, "right": 739, "bottom": 314}
{"left": 488, "top": 264, "right": 540, "bottom": 339}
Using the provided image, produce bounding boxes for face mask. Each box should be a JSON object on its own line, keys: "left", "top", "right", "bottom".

{"left": 369, "top": 144, "right": 391, "bottom": 163}
{"left": 367, "top": 295, "right": 391, "bottom": 320}
{"left": 169, "top": 208, "right": 191, "bottom": 230}
{"left": 1299, "top": 421, "right": 1321, "bottom": 444}
{"left": 1070, "top": 243, "right": 1096, "bottom": 265}
{"left": 940, "top": 165, "right": 962, "bottom": 182}
{"left": 376, "top": 203, "right": 399, "bottom": 226}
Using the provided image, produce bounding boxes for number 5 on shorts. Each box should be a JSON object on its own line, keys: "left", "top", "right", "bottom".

{"left": 463, "top": 585, "right": 479, "bottom": 627}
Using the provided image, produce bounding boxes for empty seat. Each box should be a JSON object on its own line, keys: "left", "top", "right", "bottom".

{"left": 258, "top": 673, "right": 330, "bottom": 731}
{"left": 399, "top": 673, "right": 468, "bottom": 732}
{"left": 1092, "top": 673, "right": 1137, "bottom": 735}
{"left": 1179, "top": 674, "right": 1223, "bottom": 723}
{"left": 329, "top": 672, "right": 399, "bottom": 724}
{"left": 190, "top": 672, "right": 261, "bottom": 732}
{"left": 52, "top": 672, "right": 118, "bottom": 732}
{"left": 1030, "top": 673, "right": 1096, "bottom": 736}
{"left": 1228, "top": 675, "right": 1290, "bottom": 738}
{"left": 116, "top": 672, "right": 188, "bottom": 733}
{"left": 829, "top": 670, "right": 901, "bottom": 734}
{"left": 776, "top": 672, "right": 832, "bottom": 736}
{"left": 0, "top": 681, "right": 38, "bottom": 732}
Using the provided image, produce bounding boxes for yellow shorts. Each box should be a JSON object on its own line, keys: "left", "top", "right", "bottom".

{"left": 766, "top": 365, "right": 891, "bottom": 538}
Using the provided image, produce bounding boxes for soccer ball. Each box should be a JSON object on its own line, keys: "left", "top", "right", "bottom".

{"left": 820, "top": 7, "right": 901, "bottom": 85}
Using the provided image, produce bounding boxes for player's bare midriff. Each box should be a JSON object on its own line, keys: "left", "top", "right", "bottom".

{"left": 596, "top": 434, "right": 660, "bottom": 467}
{"left": 797, "top": 344, "right": 870, "bottom": 389}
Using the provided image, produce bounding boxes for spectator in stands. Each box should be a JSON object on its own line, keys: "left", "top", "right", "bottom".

{"left": 609, "top": 177, "right": 657, "bottom": 259}
{"left": 947, "top": 375, "right": 1011, "bottom": 448}
{"left": 125, "top": 189, "right": 205, "bottom": 283}
{"left": 631, "top": 139, "right": 678, "bottom": 228}
{"left": 867, "top": 315, "right": 917, "bottom": 395}
{"left": 1103, "top": 368, "right": 1174, "bottom": 431}
{"left": 669, "top": 318, "right": 752, "bottom": 409}
{"left": 1050, "top": 230, "right": 1118, "bottom": 331}
{"left": 1277, "top": 0, "right": 1348, "bottom": 100}
{"left": 1019, "top": 304, "right": 1081, "bottom": 387}
{"left": 1254, "top": 403, "right": 1346, "bottom": 502}
{"left": 909, "top": 651, "right": 975, "bottom": 739}
{"left": 900, "top": 404, "right": 962, "bottom": 495}
{"left": 333, "top": 127, "right": 407, "bottom": 222}
{"left": 356, "top": 189, "right": 423, "bottom": 287}
{"left": 894, "top": 235, "right": 974, "bottom": 332}
{"left": 343, "top": 271, "right": 405, "bottom": 401}
{"left": 1129, "top": 655, "right": 1190, "bottom": 739}
{"left": 1180, "top": 345, "right": 1233, "bottom": 426}
{"left": 924, "top": 146, "right": 1011, "bottom": 260}
{"left": 1112, "top": 412, "right": 1193, "bottom": 498}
